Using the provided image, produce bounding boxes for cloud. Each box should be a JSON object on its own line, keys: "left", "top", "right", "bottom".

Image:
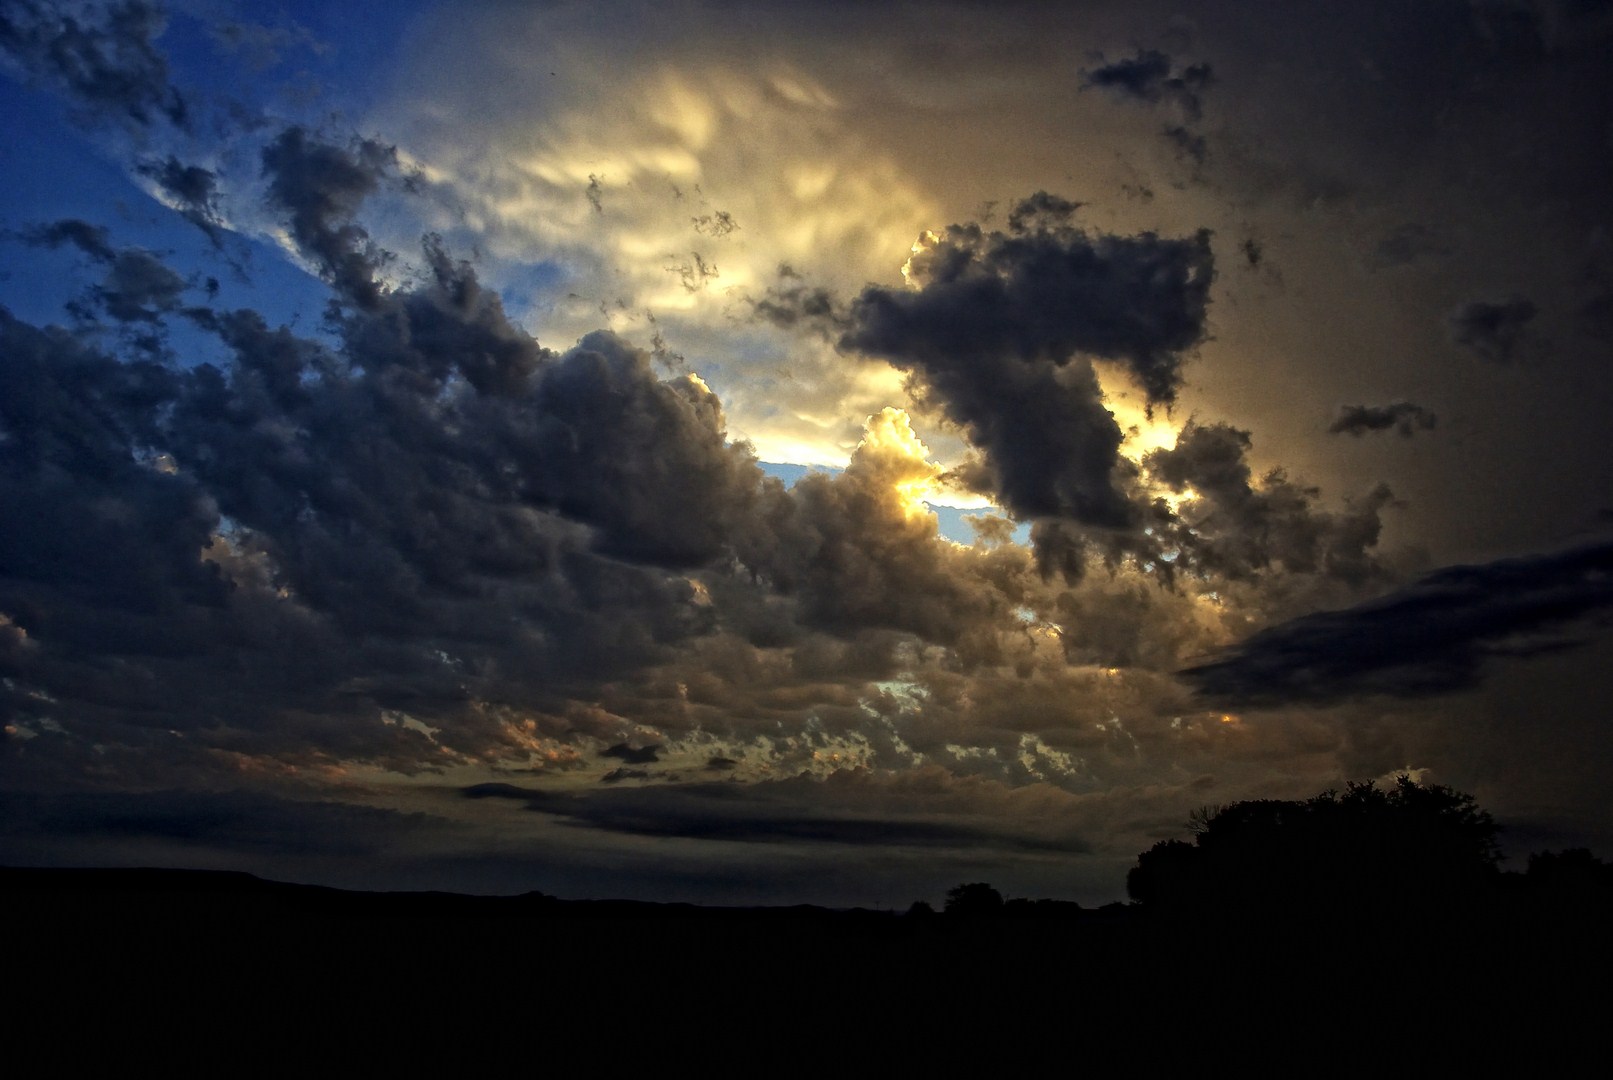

{"left": 733, "top": 408, "right": 1028, "bottom": 649}
{"left": 1082, "top": 49, "right": 1213, "bottom": 166}
{"left": 1082, "top": 49, "right": 1212, "bottom": 122}
{"left": 0, "top": 787, "right": 431, "bottom": 857}
{"left": 0, "top": 159, "right": 782, "bottom": 776}
{"left": 1451, "top": 296, "right": 1538, "bottom": 363}
{"left": 1182, "top": 540, "right": 1613, "bottom": 705}
{"left": 1143, "top": 421, "right": 1396, "bottom": 585}
{"left": 10, "top": 0, "right": 1613, "bottom": 905}
{"left": 22, "top": 218, "right": 188, "bottom": 326}
{"left": 22, "top": 218, "right": 117, "bottom": 260}
{"left": 1328, "top": 402, "right": 1438, "bottom": 438}
{"left": 0, "top": 0, "right": 188, "bottom": 130}
{"left": 261, "top": 127, "right": 401, "bottom": 311}
{"left": 602, "top": 743, "right": 662, "bottom": 765}
{"left": 0, "top": 152, "right": 1036, "bottom": 783}
{"left": 138, "top": 156, "right": 226, "bottom": 245}
{"left": 842, "top": 195, "right": 1213, "bottom": 533}
{"left": 463, "top": 772, "right": 1091, "bottom": 853}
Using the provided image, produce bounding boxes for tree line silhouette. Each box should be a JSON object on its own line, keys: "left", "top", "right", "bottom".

{"left": 927, "top": 776, "right": 1610, "bottom": 923}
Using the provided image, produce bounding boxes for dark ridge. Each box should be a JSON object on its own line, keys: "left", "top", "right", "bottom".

{"left": 3, "top": 860, "right": 1607, "bottom": 1064}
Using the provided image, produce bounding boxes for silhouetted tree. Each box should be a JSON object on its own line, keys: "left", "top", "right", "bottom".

{"left": 1127, "top": 776, "right": 1501, "bottom": 917}
{"left": 944, "top": 882, "right": 1004, "bottom": 917}
{"left": 1527, "top": 848, "right": 1613, "bottom": 891}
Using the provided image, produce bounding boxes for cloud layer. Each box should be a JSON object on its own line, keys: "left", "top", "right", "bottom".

{"left": 5, "top": 0, "right": 1613, "bottom": 905}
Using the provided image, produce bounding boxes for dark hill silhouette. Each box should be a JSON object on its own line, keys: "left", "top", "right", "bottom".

{"left": 6, "top": 783, "right": 1613, "bottom": 1068}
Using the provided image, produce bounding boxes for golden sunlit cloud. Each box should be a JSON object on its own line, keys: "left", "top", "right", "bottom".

{"left": 851, "top": 407, "right": 946, "bottom": 523}
{"left": 379, "top": 27, "right": 946, "bottom": 472}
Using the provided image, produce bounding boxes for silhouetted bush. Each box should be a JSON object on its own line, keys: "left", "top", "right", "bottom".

{"left": 906, "top": 900, "right": 937, "bottom": 920}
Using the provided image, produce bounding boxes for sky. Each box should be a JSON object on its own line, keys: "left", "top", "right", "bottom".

{"left": 3, "top": 0, "right": 1612, "bottom": 907}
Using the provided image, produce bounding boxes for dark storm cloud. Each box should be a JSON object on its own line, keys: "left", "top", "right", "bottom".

{"left": 0, "top": 0, "right": 187, "bottom": 130}
{"left": 842, "top": 195, "right": 1213, "bottom": 529}
{"left": 1082, "top": 49, "right": 1212, "bottom": 121}
{"left": 1451, "top": 295, "right": 1538, "bottom": 362}
{"left": 1182, "top": 540, "right": 1613, "bottom": 705}
{"left": 4, "top": 128, "right": 1058, "bottom": 783}
{"left": 261, "top": 127, "right": 398, "bottom": 310}
{"left": 461, "top": 779, "right": 1087, "bottom": 852}
{"left": 0, "top": 129, "right": 796, "bottom": 775}
{"left": 1328, "top": 402, "right": 1438, "bottom": 438}
{"left": 0, "top": 279, "right": 734, "bottom": 772}
{"left": 513, "top": 330, "right": 763, "bottom": 566}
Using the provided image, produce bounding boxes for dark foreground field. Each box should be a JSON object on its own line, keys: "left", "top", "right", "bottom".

{"left": 5, "top": 865, "right": 1609, "bottom": 1069}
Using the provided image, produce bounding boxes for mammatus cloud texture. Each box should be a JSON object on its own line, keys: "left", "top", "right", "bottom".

{"left": 3, "top": 0, "right": 1613, "bottom": 905}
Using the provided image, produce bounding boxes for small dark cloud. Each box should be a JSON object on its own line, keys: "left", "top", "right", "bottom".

{"left": 1083, "top": 49, "right": 1213, "bottom": 163}
{"left": 586, "top": 174, "right": 604, "bottom": 214}
{"left": 750, "top": 270, "right": 848, "bottom": 335}
{"left": 0, "top": 0, "right": 189, "bottom": 131}
{"left": 601, "top": 767, "right": 650, "bottom": 784}
{"left": 21, "top": 218, "right": 116, "bottom": 261}
{"left": 705, "top": 756, "right": 738, "bottom": 771}
{"left": 602, "top": 743, "right": 661, "bottom": 765}
{"left": 95, "top": 247, "right": 187, "bottom": 323}
{"left": 1082, "top": 49, "right": 1212, "bottom": 121}
{"left": 21, "top": 218, "right": 187, "bottom": 324}
{"left": 1451, "top": 296, "right": 1538, "bottom": 363}
{"left": 1182, "top": 540, "right": 1613, "bottom": 706}
{"left": 138, "top": 156, "right": 225, "bottom": 246}
{"left": 1328, "top": 402, "right": 1438, "bottom": 438}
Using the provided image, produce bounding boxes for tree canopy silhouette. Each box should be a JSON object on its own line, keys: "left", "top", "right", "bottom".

{"left": 1127, "top": 776, "right": 1501, "bottom": 917}
{"left": 943, "top": 882, "right": 1005, "bottom": 917}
